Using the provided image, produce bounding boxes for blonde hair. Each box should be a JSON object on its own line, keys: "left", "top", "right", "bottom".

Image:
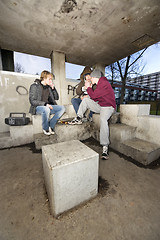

{"left": 40, "top": 70, "right": 55, "bottom": 81}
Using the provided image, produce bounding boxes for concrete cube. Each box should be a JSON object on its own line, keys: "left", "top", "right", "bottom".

{"left": 120, "top": 104, "right": 150, "bottom": 127}
{"left": 42, "top": 140, "right": 99, "bottom": 217}
{"left": 10, "top": 124, "right": 34, "bottom": 146}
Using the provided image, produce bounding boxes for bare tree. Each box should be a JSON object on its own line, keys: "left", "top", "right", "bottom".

{"left": 14, "top": 62, "right": 25, "bottom": 73}
{"left": 106, "top": 48, "right": 147, "bottom": 104}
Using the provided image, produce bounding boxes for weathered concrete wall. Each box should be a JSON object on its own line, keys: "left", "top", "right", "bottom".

{"left": 0, "top": 71, "right": 78, "bottom": 133}
{"left": 120, "top": 104, "right": 160, "bottom": 145}
{"left": 136, "top": 115, "right": 160, "bottom": 145}
{"left": 120, "top": 104, "right": 150, "bottom": 127}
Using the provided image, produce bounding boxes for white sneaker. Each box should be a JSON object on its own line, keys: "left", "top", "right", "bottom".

{"left": 68, "top": 117, "right": 82, "bottom": 125}
{"left": 49, "top": 127, "right": 55, "bottom": 135}
{"left": 43, "top": 129, "right": 51, "bottom": 136}
{"left": 101, "top": 146, "right": 109, "bottom": 160}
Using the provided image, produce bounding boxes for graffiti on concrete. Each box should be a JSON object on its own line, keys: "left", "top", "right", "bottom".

{"left": 0, "top": 76, "right": 9, "bottom": 87}
{"left": 68, "top": 84, "right": 77, "bottom": 95}
{"left": 16, "top": 85, "right": 28, "bottom": 95}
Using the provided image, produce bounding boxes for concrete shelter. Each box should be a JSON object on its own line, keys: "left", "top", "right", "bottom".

{"left": 0, "top": 0, "right": 160, "bottom": 67}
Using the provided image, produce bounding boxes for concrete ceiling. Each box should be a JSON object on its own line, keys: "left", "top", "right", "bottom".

{"left": 0, "top": 0, "right": 160, "bottom": 67}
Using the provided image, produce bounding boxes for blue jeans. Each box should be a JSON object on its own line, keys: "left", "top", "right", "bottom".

{"left": 71, "top": 98, "right": 93, "bottom": 118}
{"left": 36, "top": 105, "right": 65, "bottom": 131}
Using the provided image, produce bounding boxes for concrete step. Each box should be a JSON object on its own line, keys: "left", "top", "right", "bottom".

{"left": 92, "top": 123, "right": 136, "bottom": 147}
{"left": 110, "top": 123, "right": 136, "bottom": 142}
{"left": 34, "top": 133, "right": 58, "bottom": 150}
{"left": 0, "top": 132, "right": 13, "bottom": 149}
{"left": 34, "top": 121, "right": 92, "bottom": 150}
{"left": 120, "top": 138, "right": 160, "bottom": 165}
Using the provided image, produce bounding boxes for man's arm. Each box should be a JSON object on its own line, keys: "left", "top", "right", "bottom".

{"left": 76, "top": 80, "right": 84, "bottom": 96}
{"left": 29, "top": 84, "right": 45, "bottom": 106}
{"left": 87, "top": 83, "right": 108, "bottom": 101}
{"left": 51, "top": 87, "right": 59, "bottom": 100}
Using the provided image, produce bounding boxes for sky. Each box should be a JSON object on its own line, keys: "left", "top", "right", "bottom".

{"left": 14, "top": 42, "right": 160, "bottom": 79}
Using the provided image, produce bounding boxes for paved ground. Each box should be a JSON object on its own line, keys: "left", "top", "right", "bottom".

{"left": 0, "top": 138, "right": 160, "bottom": 240}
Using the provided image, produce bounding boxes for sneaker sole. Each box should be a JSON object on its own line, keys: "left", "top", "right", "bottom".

{"left": 101, "top": 156, "right": 109, "bottom": 160}
{"left": 68, "top": 122, "right": 82, "bottom": 125}
{"left": 43, "top": 132, "right": 51, "bottom": 136}
{"left": 49, "top": 128, "right": 55, "bottom": 134}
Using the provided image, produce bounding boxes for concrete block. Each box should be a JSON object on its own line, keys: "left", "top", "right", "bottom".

{"left": 109, "top": 124, "right": 136, "bottom": 152}
{"left": 109, "top": 112, "right": 120, "bottom": 124}
{"left": 0, "top": 132, "right": 12, "bottom": 149}
{"left": 34, "top": 133, "right": 58, "bottom": 150}
{"left": 91, "top": 112, "right": 120, "bottom": 142}
{"left": 120, "top": 138, "right": 160, "bottom": 165}
{"left": 55, "top": 122, "right": 92, "bottom": 143}
{"left": 9, "top": 123, "right": 34, "bottom": 146}
{"left": 34, "top": 122, "right": 92, "bottom": 150}
{"left": 42, "top": 140, "right": 99, "bottom": 217}
{"left": 31, "top": 105, "right": 75, "bottom": 135}
{"left": 110, "top": 123, "right": 136, "bottom": 143}
{"left": 136, "top": 115, "right": 160, "bottom": 145}
{"left": 62, "top": 104, "right": 76, "bottom": 119}
{"left": 92, "top": 112, "right": 120, "bottom": 130}
{"left": 120, "top": 104, "right": 150, "bottom": 127}
{"left": 32, "top": 115, "right": 43, "bottom": 134}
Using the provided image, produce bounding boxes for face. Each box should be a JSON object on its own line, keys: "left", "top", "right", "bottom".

{"left": 85, "top": 74, "right": 91, "bottom": 82}
{"left": 91, "top": 77, "right": 98, "bottom": 84}
{"left": 45, "top": 74, "right": 53, "bottom": 85}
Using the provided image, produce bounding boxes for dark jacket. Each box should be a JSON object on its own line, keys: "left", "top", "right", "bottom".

{"left": 76, "top": 66, "right": 92, "bottom": 96}
{"left": 29, "top": 79, "right": 59, "bottom": 115}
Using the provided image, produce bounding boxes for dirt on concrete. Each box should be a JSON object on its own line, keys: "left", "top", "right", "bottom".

{"left": 0, "top": 138, "right": 160, "bottom": 240}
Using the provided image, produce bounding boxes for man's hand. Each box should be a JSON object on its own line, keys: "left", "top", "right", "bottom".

{"left": 49, "top": 80, "right": 55, "bottom": 89}
{"left": 81, "top": 95, "right": 89, "bottom": 100}
{"left": 85, "top": 80, "right": 92, "bottom": 89}
{"left": 47, "top": 104, "right": 53, "bottom": 110}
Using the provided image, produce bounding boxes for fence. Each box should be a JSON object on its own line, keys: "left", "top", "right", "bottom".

{"left": 127, "top": 71, "right": 160, "bottom": 99}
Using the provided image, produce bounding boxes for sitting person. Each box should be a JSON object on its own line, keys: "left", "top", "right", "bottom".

{"left": 69, "top": 69, "right": 116, "bottom": 160}
{"left": 71, "top": 66, "right": 93, "bottom": 121}
{"left": 29, "top": 70, "right": 65, "bottom": 135}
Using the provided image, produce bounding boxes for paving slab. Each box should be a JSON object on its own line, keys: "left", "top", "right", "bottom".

{"left": 0, "top": 138, "right": 160, "bottom": 240}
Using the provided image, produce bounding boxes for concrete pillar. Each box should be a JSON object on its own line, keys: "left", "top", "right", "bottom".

{"left": 50, "top": 51, "right": 66, "bottom": 105}
{"left": 0, "top": 49, "right": 3, "bottom": 70}
{"left": 92, "top": 63, "right": 106, "bottom": 76}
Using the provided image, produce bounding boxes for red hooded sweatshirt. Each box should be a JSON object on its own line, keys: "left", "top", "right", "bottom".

{"left": 87, "top": 77, "right": 116, "bottom": 109}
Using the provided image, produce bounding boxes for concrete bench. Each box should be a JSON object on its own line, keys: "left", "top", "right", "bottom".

{"left": 42, "top": 140, "right": 99, "bottom": 217}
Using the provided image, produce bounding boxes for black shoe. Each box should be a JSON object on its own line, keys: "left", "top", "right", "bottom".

{"left": 101, "top": 152, "right": 109, "bottom": 160}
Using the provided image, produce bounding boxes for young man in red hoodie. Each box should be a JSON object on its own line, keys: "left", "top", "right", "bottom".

{"left": 69, "top": 69, "right": 116, "bottom": 160}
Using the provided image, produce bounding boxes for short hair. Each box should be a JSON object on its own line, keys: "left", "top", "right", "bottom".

{"left": 40, "top": 70, "right": 55, "bottom": 81}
